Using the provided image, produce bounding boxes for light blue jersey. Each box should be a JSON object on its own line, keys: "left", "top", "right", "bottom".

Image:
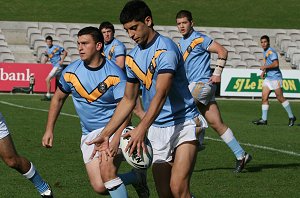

{"left": 58, "top": 58, "right": 127, "bottom": 135}
{"left": 263, "top": 47, "right": 282, "bottom": 80}
{"left": 126, "top": 33, "right": 199, "bottom": 127}
{"left": 104, "top": 38, "right": 126, "bottom": 62}
{"left": 178, "top": 30, "right": 213, "bottom": 83}
{"left": 45, "top": 45, "right": 65, "bottom": 67}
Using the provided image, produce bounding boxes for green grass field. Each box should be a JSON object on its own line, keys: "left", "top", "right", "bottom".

{"left": 1, "top": 0, "right": 300, "bottom": 197}
{"left": 0, "top": 0, "right": 300, "bottom": 29}
{"left": 0, "top": 95, "right": 299, "bottom": 197}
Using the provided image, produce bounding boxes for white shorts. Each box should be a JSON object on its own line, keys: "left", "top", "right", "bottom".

{"left": 148, "top": 119, "right": 197, "bottom": 163}
{"left": 80, "top": 128, "right": 117, "bottom": 164}
{"left": 263, "top": 79, "right": 282, "bottom": 90}
{"left": 0, "top": 113, "right": 10, "bottom": 140}
{"left": 47, "top": 66, "right": 63, "bottom": 79}
{"left": 189, "top": 82, "right": 216, "bottom": 106}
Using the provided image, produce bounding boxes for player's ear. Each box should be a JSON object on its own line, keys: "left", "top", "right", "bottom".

{"left": 191, "top": 20, "right": 194, "bottom": 28}
{"left": 96, "top": 42, "right": 103, "bottom": 51}
{"left": 144, "top": 16, "right": 153, "bottom": 27}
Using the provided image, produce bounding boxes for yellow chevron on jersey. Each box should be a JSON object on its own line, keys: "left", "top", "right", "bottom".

{"left": 108, "top": 45, "right": 116, "bottom": 60}
{"left": 183, "top": 37, "right": 204, "bottom": 61}
{"left": 64, "top": 72, "right": 120, "bottom": 103}
{"left": 126, "top": 49, "right": 166, "bottom": 89}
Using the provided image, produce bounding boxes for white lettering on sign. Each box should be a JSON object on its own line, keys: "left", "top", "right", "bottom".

{"left": 0, "top": 68, "right": 34, "bottom": 81}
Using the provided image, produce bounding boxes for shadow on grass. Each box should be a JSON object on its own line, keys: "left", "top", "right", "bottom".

{"left": 194, "top": 163, "right": 300, "bottom": 173}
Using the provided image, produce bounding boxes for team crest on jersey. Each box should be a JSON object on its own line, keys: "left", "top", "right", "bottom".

{"left": 98, "top": 82, "right": 108, "bottom": 93}
{"left": 187, "top": 46, "right": 192, "bottom": 53}
{"left": 148, "top": 62, "right": 155, "bottom": 74}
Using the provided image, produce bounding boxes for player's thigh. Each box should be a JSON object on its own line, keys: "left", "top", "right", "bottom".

{"left": 152, "top": 162, "right": 172, "bottom": 197}
{"left": 261, "top": 86, "right": 271, "bottom": 103}
{"left": 202, "top": 102, "right": 225, "bottom": 128}
{"left": 274, "top": 88, "right": 286, "bottom": 102}
{"left": 46, "top": 67, "right": 61, "bottom": 80}
{"left": 85, "top": 159, "right": 106, "bottom": 189}
{"left": 172, "top": 142, "right": 197, "bottom": 181}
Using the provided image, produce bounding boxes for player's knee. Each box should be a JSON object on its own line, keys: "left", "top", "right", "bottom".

{"left": 211, "top": 122, "right": 225, "bottom": 133}
{"left": 170, "top": 178, "right": 187, "bottom": 196}
{"left": 3, "top": 156, "right": 20, "bottom": 169}
{"left": 90, "top": 182, "right": 107, "bottom": 194}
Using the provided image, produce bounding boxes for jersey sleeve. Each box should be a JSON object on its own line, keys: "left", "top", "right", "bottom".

{"left": 156, "top": 50, "right": 178, "bottom": 74}
{"left": 114, "top": 42, "right": 126, "bottom": 58}
{"left": 125, "top": 64, "right": 140, "bottom": 83}
{"left": 59, "top": 46, "right": 65, "bottom": 53}
{"left": 269, "top": 50, "right": 278, "bottom": 61}
{"left": 202, "top": 35, "right": 213, "bottom": 51}
{"left": 57, "top": 71, "right": 72, "bottom": 94}
{"left": 112, "top": 80, "right": 126, "bottom": 101}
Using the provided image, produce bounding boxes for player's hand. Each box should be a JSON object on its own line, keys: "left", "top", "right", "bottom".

{"left": 59, "top": 60, "right": 64, "bottom": 66}
{"left": 86, "top": 135, "right": 110, "bottom": 160}
{"left": 260, "top": 65, "right": 266, "bottom": 71}
{"left": 260, "top": 72, "right": 265, "bottom": 79}
{"left": 109, "top": 135, "right": 120, "bottom": 157}
{"left": 42, "top": 131, "right": 53, "bottom": 148}
{"left": 209, "top": 75, "right": 221, "bottom": 84}
{"left": 122, "top": 126, "right": 147, "bottom": 157}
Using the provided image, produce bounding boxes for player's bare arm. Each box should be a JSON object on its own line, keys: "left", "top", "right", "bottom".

{"left": 109, "top": 112, "right": 132, "bottom": 157}
{"left": 115, "top": 55, "right": 125, "bottom": 70}
{"left": 208, "top": 41, "right": 228, "bottom": 83}
{"left": 42, "top": 88, "right": 69, "bottom": 148}
{"left": 125, "top": 73, "right": 173, "bottom": 157}
{"left": 59, "top": 50, "right": 68, "bottom": 66}
{"left": 260, "top": 59, "right": 279, "bottom": 70}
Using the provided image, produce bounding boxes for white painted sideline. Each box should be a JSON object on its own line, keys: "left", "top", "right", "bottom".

{"left": 0, "top": 100, "right": 78, "bottom": 118}
{"left": 1, "top": 100, "right": 299, "bottom": 157}
{"left": 205, "top": 137, "right": 300, "bottom": 157}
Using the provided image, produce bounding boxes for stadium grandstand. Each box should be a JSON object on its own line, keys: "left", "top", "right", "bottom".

{"left": 1, "top": 21, "right": 300, "bottom": 70}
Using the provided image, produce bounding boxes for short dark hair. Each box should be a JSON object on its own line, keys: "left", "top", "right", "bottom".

{"left": 260, "top": 35, "right": 270, "bottom": 43}
{"left": 45, "top": 35, "right": 53, "bottom": 41}
{"left": 99, "top": 21, "right": 115, "bottom": 33}
{"left": 78, "top": 26, "right": 104, "bottom": 52}
{"left": 120, "top": 0, "right": 153, "bottom": 26}
{"left": 176, "top": 10, "right": 193, "bottom": 22}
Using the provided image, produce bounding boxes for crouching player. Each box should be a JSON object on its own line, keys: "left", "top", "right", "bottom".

{"left": 42, "top": 26, "right": 148, "bottom": 198}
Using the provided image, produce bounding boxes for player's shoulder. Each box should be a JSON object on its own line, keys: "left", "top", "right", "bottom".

{"left": 104, "top": 58, "right": 126, "bottom": 76}
{"left": 266, "top": 47, "right": 277, "bottom": 55}
{"left": 113, "top": 38, "right": 126, "bottom": 47}
{"left": 64, "top": 59, "right": 82, "bottom": 72}
{"left": 157, "top": 34, "right": 178, "bottom": 50}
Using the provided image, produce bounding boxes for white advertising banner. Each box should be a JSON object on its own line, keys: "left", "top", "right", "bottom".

{"left": 220, "top": 68, "right": 300, "bottom": 98}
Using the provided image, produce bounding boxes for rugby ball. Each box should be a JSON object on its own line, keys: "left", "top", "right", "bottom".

{"left": 120, "top": 126, "right": 153, "bottom": 169}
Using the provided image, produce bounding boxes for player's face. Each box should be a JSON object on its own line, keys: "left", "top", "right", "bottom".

{"left": 260, "top": 38, "right": 269, "bottom": 51}
{"left": 77, "top": 34, "right": 102, "bottom": 63}
{"left": 101, "top": 28, "right": 114, "bottom": 44}
{"left": 176, "top": 17, "right": 193, "bottom": 37}
{"left": 123, "top": 18, "right": 152, "bottom": 47}
{"left": 46, "top": 39, "right": 53, "bottom": 47}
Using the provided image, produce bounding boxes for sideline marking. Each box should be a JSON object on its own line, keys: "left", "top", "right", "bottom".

{"left": 1, "top": 100, "right": 300, "bottom": 157}
{"left": 0, "top": 100, "right": 78, "bottom": 118}
{"left": 205, "top": 137, "right": 300, "bottom": 157}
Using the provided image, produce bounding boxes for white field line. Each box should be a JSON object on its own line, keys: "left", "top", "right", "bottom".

{"left": 0, "top": 100, "right": 78, "bottom": 118}
{"left": 205, "top": 137, "right": 300, "bottom": 157}
{"left": 1, "top": 100, "right": 299, "bottom": 157}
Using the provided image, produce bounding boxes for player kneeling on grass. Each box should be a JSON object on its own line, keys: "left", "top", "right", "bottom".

{"left": 42, "top": 26, "right": 149, "bottom": 198}
{"left": 0, "top": 112, "right": 53, "bottom": 198}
